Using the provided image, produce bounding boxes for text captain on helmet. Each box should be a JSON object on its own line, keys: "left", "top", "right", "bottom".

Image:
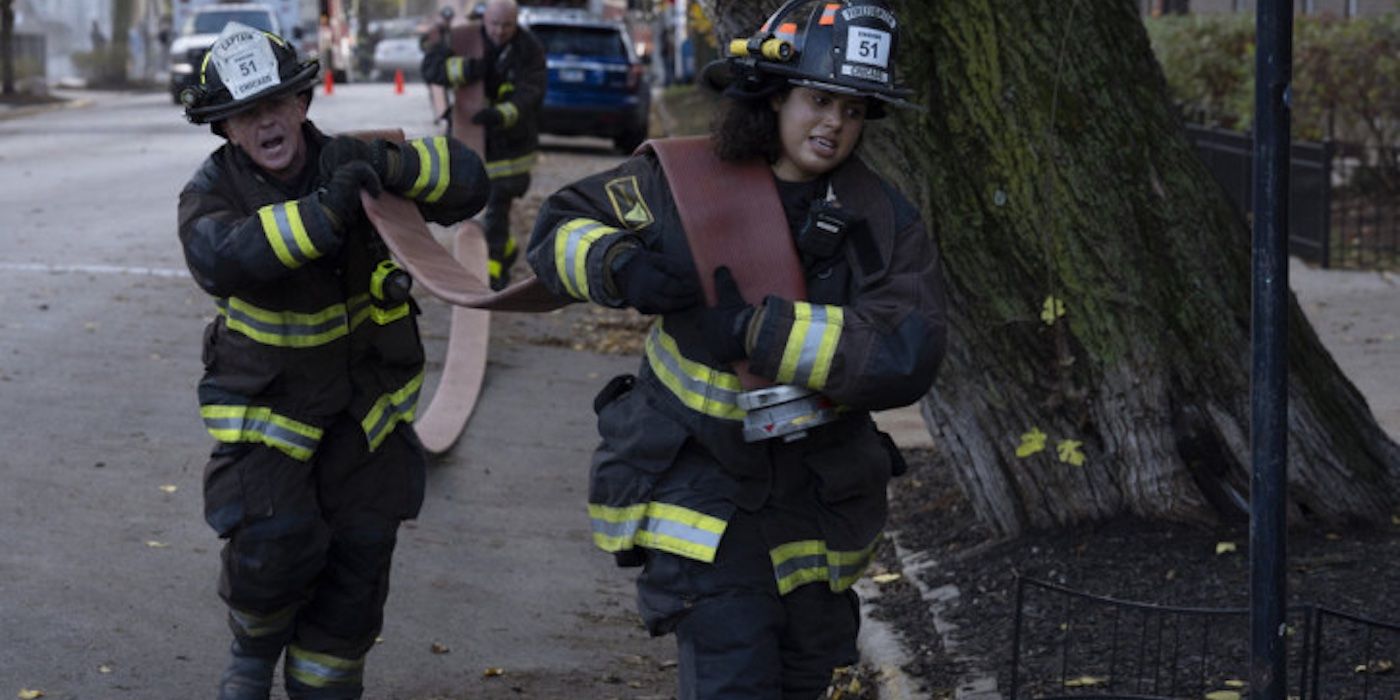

{"left": 176, "top": 22, "right": 489, "bottom": 700}
{"left": 525, "top": 1, "right": 947, "bottom": 698}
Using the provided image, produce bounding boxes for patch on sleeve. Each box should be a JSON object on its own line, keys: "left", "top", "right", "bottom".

{"left": 605, "top": 176, "right": 654, "bottom": 230}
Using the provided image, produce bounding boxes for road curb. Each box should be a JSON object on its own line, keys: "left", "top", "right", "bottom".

{"left": 856, "top": 577, "right": 929, "bottom": 700}
{"left": 0, "top": 97, "right": 93, "bottom": 122}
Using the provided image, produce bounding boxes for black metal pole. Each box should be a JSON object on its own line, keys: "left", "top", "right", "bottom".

{"left": 1250, "top": 1, "right": 1292, "bottom": 699}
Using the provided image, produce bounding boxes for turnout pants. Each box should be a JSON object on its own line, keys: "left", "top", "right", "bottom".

{"left": 203, "top": 415, "right": 426, "bottom": 697}
{"left": 636, "top": 511, "right": 861, "bottom": 700}
{"left": 482, "top": 172, "right": 530, "bottom": 290}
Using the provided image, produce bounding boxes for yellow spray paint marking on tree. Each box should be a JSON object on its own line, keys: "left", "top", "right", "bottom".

{"left": 1040, "top": 295, "right": 1066, "bottom": 325}
{"left": 1056, "top": 439, "right": 1086, "bottom": 466}
{"left": 1016, "top": 428, "right": 1048, "bottom": 457}
{"left": 1215, "top": 541, "right": 1237, "bottom": 555}
{"left": 1063, "top": 675, "right": 1107, "bottom": 688}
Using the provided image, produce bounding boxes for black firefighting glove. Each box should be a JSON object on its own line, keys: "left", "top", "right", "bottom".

{"left": 699, "top": 266, "right": 755, "bottom": 363}
{"left": 470, "top": 107, "right": 504, "bottom": 127}
{"left": 420, "top": 42, "right": 454, "bottom": 86}
{"left": 320, "top": 136, "right": 421, "bottom": 197}
{"left": 318, "top": 161, "right": 382, "bottom": 231}
{"left": 610, "top": 244, "right": 701, "bottom": 315}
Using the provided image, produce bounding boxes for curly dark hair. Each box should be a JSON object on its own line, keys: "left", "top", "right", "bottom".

{"left": 710, "top": 89, "right": 788, "bottom": 163}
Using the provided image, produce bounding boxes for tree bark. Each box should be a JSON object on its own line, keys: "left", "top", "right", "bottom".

{"left": 697, "top": 0, "right": 1400, "bottom": 537}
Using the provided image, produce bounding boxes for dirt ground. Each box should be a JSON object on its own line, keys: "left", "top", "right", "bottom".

{"left": 869, "top": 449, "right": 1400, "bottom": 700}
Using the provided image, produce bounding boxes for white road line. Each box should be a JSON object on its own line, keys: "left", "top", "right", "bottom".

{"left": 0, "top": 262, "right": 191, "bottom": 278}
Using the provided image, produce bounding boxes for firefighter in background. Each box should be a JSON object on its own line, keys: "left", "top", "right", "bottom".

{"left": 176, "top": 23, "right": 488, "bottom": 699}
{"left": 421, "top": 0, "right": 547, "bottom": 290}
{"left": 525, "top": 1, "right": 946, "bottom": 696}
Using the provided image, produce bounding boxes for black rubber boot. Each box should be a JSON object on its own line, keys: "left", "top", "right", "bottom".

{"left": 215, "top": 641, "right": 278, "bottom": 700}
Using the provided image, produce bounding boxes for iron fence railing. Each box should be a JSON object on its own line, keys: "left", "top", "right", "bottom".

{"left": 1184, "top": 123, "right": 1399, "bottom": 270}
{"left": 1010, "top": 576, "right": 1400, "bottom": 700}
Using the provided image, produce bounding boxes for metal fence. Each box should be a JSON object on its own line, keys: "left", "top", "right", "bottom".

{"left": 1184, "top": 123, "right": 1400, "bottom": 270}
{"left": 1009, "top": 576, "right": 1400, "bottom": 699}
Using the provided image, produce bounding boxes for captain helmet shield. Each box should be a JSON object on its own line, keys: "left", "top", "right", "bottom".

{"left": 209, "top": 22, "right": 283, "bottom": 102}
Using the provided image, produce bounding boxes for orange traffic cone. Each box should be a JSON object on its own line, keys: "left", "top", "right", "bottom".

{"left": 323, "top": 69, "right": 334, "bottom": 96}
{"left": 394, "top": 69, "right": 405, "bottom": 95}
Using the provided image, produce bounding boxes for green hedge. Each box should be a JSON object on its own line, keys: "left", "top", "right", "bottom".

{"left": 1145, "top": 13, "right": 1400, "bottom": 146}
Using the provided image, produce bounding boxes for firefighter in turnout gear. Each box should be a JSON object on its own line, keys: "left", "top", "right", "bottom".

{"left": 525, "top": 1, "right": 947, "bottom": 697}
{"left": 420, "top": 0, "right": 547, "bottom": 290}
{"left": 176, "top": 23, "right": 489, "bottom": 699}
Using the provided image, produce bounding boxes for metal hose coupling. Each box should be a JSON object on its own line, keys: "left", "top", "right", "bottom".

{"left": 737, "top": 384, "right": 839, "bottom": 443}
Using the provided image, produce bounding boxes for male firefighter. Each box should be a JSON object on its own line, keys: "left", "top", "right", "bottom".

{"left": 421, "top": 0, "right": 547, "bottom": 290}
{"left": 525, "top": 1, "right": 947, "bottom": 696}
{"left": 175, "top": 23, "right": 489, "bottom": 699}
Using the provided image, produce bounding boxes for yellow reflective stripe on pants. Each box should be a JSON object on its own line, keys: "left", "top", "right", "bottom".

{"left": 552, "top": 218, "right": 615, "bottom": 301}
{"left": 218, "top": 297, "right": 349, "bottom": 348}
{"left": 588, "top": 501, "right": 727, "bottom": 563}
{"left": 228, "top": 603, "right": 297, "bottom": 639}
{"left": 258, "top": 200, "right": 319, "bottom": 269}
{"left": 645, "top": 321, "right": 745, "bottom": 420}
{"left": 200, "top": 405, "right": 323, "bottom": 461}
{"left": 285, "top": 644, "right": 364, "bottom": 688}
{"left": 360, "top": 371, "right": 424, "bottom": 451}
{"left": 776, "top": 302, "right": 844, "bottom": 389}
{"left": 406, "top": 136, "right": 451, "bottom": 203}
{"left": 769, "top": 539, "right": 875, "bottom": 595}
{"left": 486, "top": 151, "right": 537, "bottom": 179}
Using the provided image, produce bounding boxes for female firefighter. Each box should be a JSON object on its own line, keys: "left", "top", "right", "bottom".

{"left": 175, "top": 23, "right": 488, "bottom": 699}
{"left": 524, "top": 1, "right": 947, "bottom": 697}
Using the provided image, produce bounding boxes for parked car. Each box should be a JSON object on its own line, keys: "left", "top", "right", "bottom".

{"left": 369, "top": 17, "right": 428, "bottom": 82}
{"left": 168, "top": 3, "right": 287, "bottom": 104}
{"left": 521, "top": 8, "right": 650, "bottom": 153}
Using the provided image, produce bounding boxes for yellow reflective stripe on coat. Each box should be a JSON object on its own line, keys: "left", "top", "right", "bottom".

{"left": 257, "top": 200, "right": 320, "bottom": 269}
{"left": 445, "top": 55, "right": 465, "bottom": 86}
{"left": 776, "top": 302, "right": 844, "bottom": 389}
{"left": 360, "top": 371, "right": 423, "bottom": 451}
{"left": 285, "top": 645, "right": 364, "bottom": 688}
{"left": 645, "top": 322, "right": 745, "bottom": 420}
{"left": 406, "top": 136, "right": 451, "bottom": 202}
{"left": 228, "top": 603, "right": 296, "bottom": 639}
{"left": 769, "top": 539, "right": 876, "bottom": 595}
{"left": 347, "top": 293, "right": 410, "bottom": 331}
{"left": 200, "top": 405, "right": 323, "bottom": 461}
{"left": 486, "top": 151, "right": 537, "bottom": 179}
{"left": 552, "top": 217, "right": 615, "bottom": 300}
{"left": 588, "top": 501, "right": 727, "bottom": 563}
{"left": 496, "top": 101, "right": 519, "bottom": 128}
{"left": 218, "top": 297, "right": 349, "bottom": 348}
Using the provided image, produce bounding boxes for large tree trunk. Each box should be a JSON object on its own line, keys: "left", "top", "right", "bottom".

{"left": 699, "top": 0, "right": 1400, "bottom": 537}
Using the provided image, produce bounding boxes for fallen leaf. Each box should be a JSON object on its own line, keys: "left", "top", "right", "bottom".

{"left": 483, "top": 667, "right": 504, "bottom": 677}
{"left": 1056, "top": 439, "right": 1086, "bottom": 466}
{"left": 158, "top": 485, "right": 178, "bottom": 494}
{"left": 1224, "top": 678, "right": 1246, "bottom": 688}
{"left": 1016, "top": 428, "right": 1048, "bottom": 458}
{"left": 1040, "top": 295, "right": 1067, "bottom": 325}
{"left": 1215, "top": 541, "right": 1237, "bottom": 555}
{"left": 18, "top": 690, "right": 45, "bottom": 699}
{"left": 1374, "top": 659, "right": 1395, "bottom": 673}
{"left": 144, "top": 541, "right": 169, "bottom": 549}
{"left": 1391, "top": 514, "right": 1400, "bottom": 526}
{"left": 871, "top": 573, "right": 902, "bottom": 584}
{"left": 98, "top": 665, "right": 112, "bottom": 674}
{"left": 1325, "top": 533, "right": 1342, "bottom": 541}
{"left": 1165, "top": 568, "right": 1177, "bottom": 580}
{"left": 1063, "top": 675, "right": 1107, "bottom": 687}
{"left": 430, "top": 642, "right": 450, "bottom": 654}
{"left": 1205, "top": 692, "right": 1241, "bottom": 700}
